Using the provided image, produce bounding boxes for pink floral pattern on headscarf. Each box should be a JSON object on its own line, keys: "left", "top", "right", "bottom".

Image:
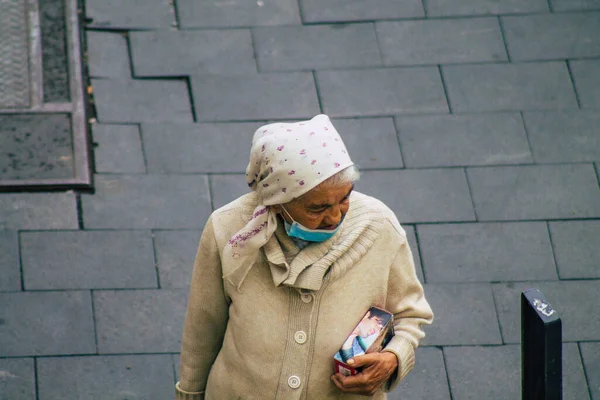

{"left": 222, "top": 114, "right": 354, "bottom": 289}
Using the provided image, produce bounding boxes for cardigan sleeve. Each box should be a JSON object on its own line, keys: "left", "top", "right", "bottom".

{"left": 382, "top": 234, "right": 434, "bottom": 392}
{"left": 176, "top": 216, "right": 230, "bottom": 400}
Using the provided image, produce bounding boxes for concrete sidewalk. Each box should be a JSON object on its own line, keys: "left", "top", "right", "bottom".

{"left": 1, "top": 0, "right": 600, "bottom": 398}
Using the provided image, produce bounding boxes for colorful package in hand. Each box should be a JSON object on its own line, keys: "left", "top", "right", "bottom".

{"left": 333, "top": 306, "right": 394, "bottom": 376}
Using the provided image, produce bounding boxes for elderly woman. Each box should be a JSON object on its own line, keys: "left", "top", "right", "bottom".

{"left": 175, "top": 115, "right": 433, "bottom": 399}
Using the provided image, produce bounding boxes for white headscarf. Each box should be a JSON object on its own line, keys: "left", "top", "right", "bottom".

{"left": 222, "top": 115, "right": 354, "bottom": 289}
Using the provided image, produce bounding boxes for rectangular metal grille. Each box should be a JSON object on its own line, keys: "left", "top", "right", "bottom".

{"left": 0, "top": 0, "right": 30, "bottom": 108}
{"left": 0, "top": 0, "right": 91, "bottom": 191}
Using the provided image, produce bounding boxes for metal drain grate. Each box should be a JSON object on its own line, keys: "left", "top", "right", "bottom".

{"left": 0, "top": 114, "right": 74, "bottom": 180}
{"left": 0, "top": 0, "right": 30, "bottom": 108}
{"left": 0, "top": 0, "right": 91, "bottom": 191}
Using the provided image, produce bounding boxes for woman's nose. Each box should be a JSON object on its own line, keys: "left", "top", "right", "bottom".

{"left": 324, "top": 204, "right": 342, "bottom": 225}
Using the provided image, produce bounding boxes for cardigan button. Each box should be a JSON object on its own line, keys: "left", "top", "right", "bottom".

{"left": 288, "top": 375, "right": 301, "bottom": 389}
{"left": 300, "top": 293, "right": 312, "bottom": 303}
{"left": 294, "top": 330, "right": 307, "bottom": 344}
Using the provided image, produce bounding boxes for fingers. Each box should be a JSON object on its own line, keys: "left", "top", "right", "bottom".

{"left": 347, "top": 353, "right": 382, "bottom": 368}
{"left": 332, "top": 363, "right": 385, "bottom": 390}
{"left": 331, "top": 374, "right": 379, "bottom": 396}
{"left": 331, "top": 353, "right": 398, "bottom": 396}
{"left": 335, "top": 373, "right": 365, "bottom": 388}
{"left": 331, "top": 374, "right": 344, "bottom": 391}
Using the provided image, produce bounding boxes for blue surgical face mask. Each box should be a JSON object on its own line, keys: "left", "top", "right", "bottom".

{"left": 281, "top": 206, "right": 342, "bottom": 242}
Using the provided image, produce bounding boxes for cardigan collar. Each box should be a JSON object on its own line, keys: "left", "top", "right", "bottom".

{"left": 260, "top": 192, "right": 385, "bottom": 291}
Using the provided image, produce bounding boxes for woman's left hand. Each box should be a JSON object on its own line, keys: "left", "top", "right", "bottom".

{"left": 331, "top": 352, "right": 398, "bottom": 396}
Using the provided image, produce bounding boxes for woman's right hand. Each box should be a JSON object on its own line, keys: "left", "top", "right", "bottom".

{"left": 331, "top": 352, "right": 398, "bottom": 396}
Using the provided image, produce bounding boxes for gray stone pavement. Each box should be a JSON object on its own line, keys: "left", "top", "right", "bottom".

{"left": 1, "top": 1, "right": 600, "bottom": 399}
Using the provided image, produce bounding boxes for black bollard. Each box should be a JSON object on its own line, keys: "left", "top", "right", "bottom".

{"left": 521, "top": 288, "right": 562, "bottom": 400}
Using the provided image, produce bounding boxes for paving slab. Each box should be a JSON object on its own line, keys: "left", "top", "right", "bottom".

{"left": 316, "top": 68, "right": 448, "bottom": 117}
{"left": 0, "top": 291, "right": 95, "bottom": 356}
{"left": 92, "top": 79, "right": 193, "bottom": 123}
{"left": 177, "top": 0, "right": 301, "bottom": 28}
{"left": 492, "top": 280, "right": 600, "bottom": 343}
{"left": 86, "top": 0, "right": 174, "bottom": 29}
{"left": 130, "top": 30, "right": 256, "bottom": 76}
{"left": 420, "top": 283, "right": 502, "bottom": 345}
{"left": 396, "top": 113, "right": 532, "bottom": 167}
{"left": 564, "top": 343, "right": 594, "bottom": 400}
{"left": 550, "top": 0, "right": 600, "bottom": 11}
{"left": 445, "top": 345, "right": 520, "bottom": 400}
{"left": 299, "top": 0, "right": 424, "bottom": 22}
{"left": 86, "top": 31, "right": 131, "bottom": 78}
{"left": 0, "top": 230, "right": 20, "bottom": 292}
{"left": 142, "top": 122, "right": 257, "bottom": 173}
{"left": 210, "top": 174, "right": 250, "bottom": 210}
{"left": 190, "top": 73, "right": 320, "bottom": 121}
{"left": 0, "top": 358, "right": 35, "bottom": 400}
{"left": 253, "top": 24, "right": 380, "bottom": 72}
{"left": 82, "top": 175, "right": 212, "bottom": 229}
{"left": 444, "top": 344, "right": 589, "bottom": 400}
{"left": 402, "top": 225, "right": 424, "bottom": 283}
{"left": 524, "top": 110, "right": 600, "bottom": 163}
{"left": 390, "top": 347, "right": 450, "bottom": 400}
{"left": 82, "top": 175, "right": 210, "bottom": 229}
{"left": 94, "top": 289, "right": 187, "bottom": 353}
{"left": 467, "top": 164, "right": 600, "bottom": 220}
{"left": 37, "top": 355, "right": 174, "bottom": 400}
{"left": 580, "top": 342, "right": 600, "bottom": 400}
{"left": 502, "top": 13, "right": 600, "bottom": 61}
{"left": 153, "top": 230, "right": 201, "bottom": 288}
{"left": 331, "top": 118, "right": 403, "bottom": 169}
{"left": 356, "top": 169, "right": 476, "bottom": 223}
{"left": 376, "top": 18, "right": 507, "bottom": 66}
{"left": 0, "top": 192, "right": 77, "bottom": 230}
{"left": 92, "top": 124, "right": 145, "bottom": 173}
{"left": 442, "top": 62, "right": 578, "bottom": 112}
{"left": 173, "top": 353, "right": 180, "bottom": 381}
{"left": 21, "top": 231, "right": 157, "bottom": 290}
{"left": 425, "top": 0, "right": 549, "bottom": 16}
{"left": 549, "top": 220, "right": 600, "bottom": 279}
{"left": 418, "top": 222, "right": 557, "bottom": 283}
{"left": 571, "top": 60, "right": 600, "bottom": 108}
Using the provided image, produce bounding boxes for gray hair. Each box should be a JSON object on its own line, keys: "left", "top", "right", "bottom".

{"left": 290, "top": 165, "right": 360, "bottom": 204}
{"left": 320, "top": 165, "right": 360, "bottom": 188}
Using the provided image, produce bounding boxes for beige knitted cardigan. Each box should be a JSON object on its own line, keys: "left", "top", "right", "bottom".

{"left": 176, "top": 191, "right": 433, "bottom": 400}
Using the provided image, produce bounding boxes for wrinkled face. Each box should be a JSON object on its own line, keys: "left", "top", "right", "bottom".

{"left": 359, "top": 316, "right": 385, "bottom": 338}
{"left": 275, "top": 182, "right": 354, "bottom": 230}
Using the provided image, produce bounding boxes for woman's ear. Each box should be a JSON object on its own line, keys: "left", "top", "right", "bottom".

{"left": 271, "top": 204, "right": 283, "bottom": 214}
